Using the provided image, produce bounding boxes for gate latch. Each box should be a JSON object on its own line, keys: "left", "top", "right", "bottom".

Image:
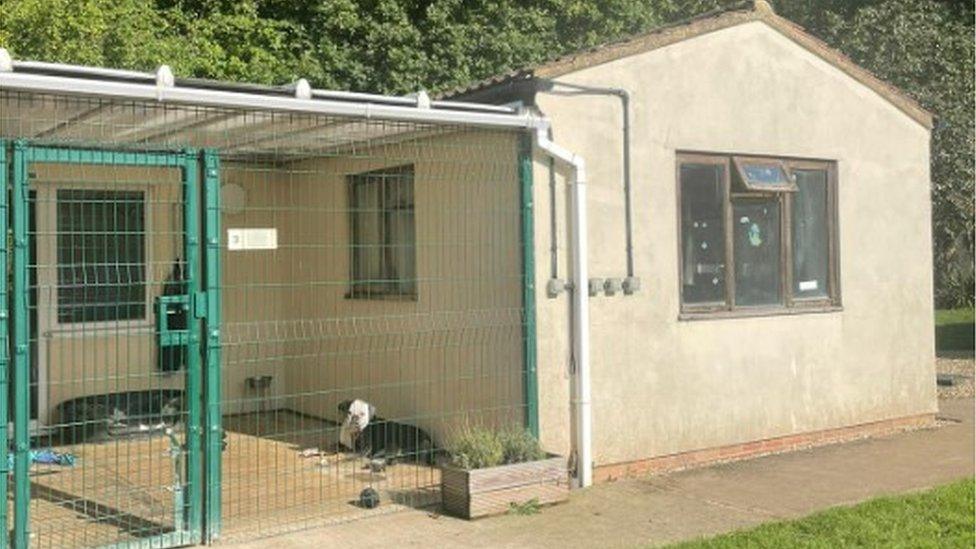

{"left": 155, "top": 294, "right": 189, "bottom": 372}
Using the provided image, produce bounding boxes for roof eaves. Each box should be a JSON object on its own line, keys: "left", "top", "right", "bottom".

{"left": 443, "top": 1, "right": 934, "bottom": 129}
{"left": 758, "top": 12, "right": 933, "bottom": 129}
{"left": 437, "top": 69, "right": 536, "bottom": 102}
{"left": 438, "top": 3, "right": 755, "bottom": 99}
{"left": 533, "top": 5, "right": 758, "bottom": 80}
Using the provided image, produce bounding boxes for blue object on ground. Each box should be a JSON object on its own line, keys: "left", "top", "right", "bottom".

{"left": 6, "top": 449, "right": 77, "bottom": 469}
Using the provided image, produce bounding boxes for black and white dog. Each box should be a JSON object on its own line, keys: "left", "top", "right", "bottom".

{"left": 337, "top": 399, "right": 436, "bottom": 465}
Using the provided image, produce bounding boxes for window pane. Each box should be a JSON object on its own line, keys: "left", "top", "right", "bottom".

{"left": 742, "top": 164, "right": 787, "bottom": 186}
{"left": 349, "top": 165, "right": 415, "bottom": 297}
{"left": 57, "top": 189, "right": 146, "bottom": 323}
{"left": 733, "top": 198, "right": 781, "bottom": 306}
{"left": 350, "top": 179, "right": 383, "bottom": 295}
{"left": 680, "top": 163, "right": 726, "bottom": 305}
{"left": 792, "top": 169, "right": 829, "bottom": 298}
{"left": 733, "top": 159, "right": 795, "bottom": 192}
{"left": 384, "top": 169, "right": 416, "bottom": 295}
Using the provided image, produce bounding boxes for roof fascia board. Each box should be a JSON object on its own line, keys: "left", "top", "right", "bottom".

{"left": 758, "top": 13, "right": 933, "bottom": 130}
{"left": 455, "top": 5, "right": 933, "bottom": 130}
{"left": 535, "top": 9, "right": 933, "bottom": 130}
{"left": 534, "top": 9, "right": 757, "bottom": 80}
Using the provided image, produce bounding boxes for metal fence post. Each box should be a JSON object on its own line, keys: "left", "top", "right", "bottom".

{"left": 519, "top": 134, "right": 540, "bottom": 438}
{"left": 183, "top": 149, "right": 203, "bottom": 540}
{"left": 11, "top": 140, "right": 29, "bottom": 549}
{"left": 0, "top": 140, "right": 9, "bottom": 549}
{"left": 202, "top": 150, "right": 222, "bottom": 541}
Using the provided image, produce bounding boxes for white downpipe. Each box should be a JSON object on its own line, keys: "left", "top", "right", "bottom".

{"left": 534, "top": 124, "right": 591, "bottom": 488}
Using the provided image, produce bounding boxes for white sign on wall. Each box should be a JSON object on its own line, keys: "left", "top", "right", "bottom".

{"left": 227, "top": 228, "right": 278, "bottom": 251}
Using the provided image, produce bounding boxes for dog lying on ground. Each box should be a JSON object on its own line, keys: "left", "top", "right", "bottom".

{"left": 337, "top": 399, "right": 436, "bottom": 465}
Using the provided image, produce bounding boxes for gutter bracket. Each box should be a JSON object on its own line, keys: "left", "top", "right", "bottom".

{"left": 155, "top": 65, "right": 175, "bottom": 101}
{"left": 0, "top": 49, "right": 12, "bottom": 73}
{"left": 294, "top": 79, "right": 312, "bottom": 100}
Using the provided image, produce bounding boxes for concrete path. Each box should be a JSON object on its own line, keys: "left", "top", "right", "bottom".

{"left": 226, "top": 398, "right": 974, "bottom": 548}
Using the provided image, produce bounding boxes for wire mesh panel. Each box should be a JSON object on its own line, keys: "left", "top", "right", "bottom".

{"left": 215, "top": 127, "right": 526, "bottom": 540}
{"left": 1, "top": 89, "right": 532, "bottom": 545}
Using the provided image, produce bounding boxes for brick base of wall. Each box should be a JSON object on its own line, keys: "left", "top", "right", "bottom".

{"left": 593, "top": 412, "right": 936, "bottom": 483}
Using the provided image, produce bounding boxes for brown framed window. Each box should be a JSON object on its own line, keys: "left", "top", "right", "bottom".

{"left": 347, "top": 164, "right": 417, "bottom": 299}
{"left": 677, "top": 153, "right": 839, "bottom": 318}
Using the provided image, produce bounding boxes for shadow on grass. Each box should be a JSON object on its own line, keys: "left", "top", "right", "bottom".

{"left": 936, "top": 309, "right": 975, "bottom": 356}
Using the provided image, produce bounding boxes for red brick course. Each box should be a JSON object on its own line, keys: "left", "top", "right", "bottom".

{"left": 593, "top": 413, "right": 936, "bottom": 483}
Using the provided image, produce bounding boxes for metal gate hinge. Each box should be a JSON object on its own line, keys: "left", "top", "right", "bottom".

{"left": 193, "top": 292, "right": 208, "bottom": 319}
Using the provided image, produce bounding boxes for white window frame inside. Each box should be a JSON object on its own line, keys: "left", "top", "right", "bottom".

{"left": 38, "top": 183, "right": 154, "bottom": 333}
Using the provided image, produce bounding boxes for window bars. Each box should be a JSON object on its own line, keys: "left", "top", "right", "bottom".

{"left": 0, "top": 90, "right": 536, "bottom": 547}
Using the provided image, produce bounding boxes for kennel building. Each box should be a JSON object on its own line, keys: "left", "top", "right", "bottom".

{"left": 0, "top": 2, "right": 943, "bottom": 547}
{"left": 0, "top": 51, "right": 577, "bottom": 548}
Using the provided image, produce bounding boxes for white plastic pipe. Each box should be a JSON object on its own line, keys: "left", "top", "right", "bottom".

{"left": 0, "top": 51, "right": 519, "bottom": 118}
{"left": 534, "top": 124, "right": 591, "bottom": 488}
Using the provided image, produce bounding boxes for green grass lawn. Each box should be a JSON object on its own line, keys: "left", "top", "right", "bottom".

{"left": 936, "top": 308, "right": 975, "bottom": 352}
{"left": 666, "top": 479, "right": 975, "bottom": 548}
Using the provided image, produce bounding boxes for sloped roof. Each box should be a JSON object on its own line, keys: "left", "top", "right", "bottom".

{"left": 443, "top": 0, "right": 934, "bottom": 129}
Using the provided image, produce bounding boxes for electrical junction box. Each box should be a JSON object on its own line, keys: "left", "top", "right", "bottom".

{"left": 588, "top": 278, "right": 604, "bottom": 297}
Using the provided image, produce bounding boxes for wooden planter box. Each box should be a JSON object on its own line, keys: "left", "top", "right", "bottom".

{"left": 441, "top": 455, "right": 569, "bottom": 519}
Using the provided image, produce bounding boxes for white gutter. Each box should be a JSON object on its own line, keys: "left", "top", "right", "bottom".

{"left": 0, "top": 70, "right": 535, "bottom": 129}
{"left": 12, "top": 60, "right": 157, "bottom": 81}
{"left": 310, "top": 89, "right": 517, "bottom": 114}
{"left": 2, "top": 54, "right": 518, "bottom": 117}
{"left": 534, "top": 123, "right": 592, "bottom": 488}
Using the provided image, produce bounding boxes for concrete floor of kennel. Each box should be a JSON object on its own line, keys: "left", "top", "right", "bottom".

{"left": 21, "top": 410, "right": 440, "bottom": 547}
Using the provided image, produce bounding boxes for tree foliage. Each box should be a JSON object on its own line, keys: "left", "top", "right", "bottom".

{"left": 1, "top": 0, "right": 971, "bottom": 305}
{"left": 777, "top": 0, "right": 975, "bottom": 307}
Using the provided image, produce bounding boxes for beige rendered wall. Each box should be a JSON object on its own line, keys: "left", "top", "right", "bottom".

{"left": 219, "top": 130, "right": 525, "bottom": 442}
{"left": 218, "top": 163, "right": 294, "bottom": 414}
{"left": 532, "top": 21, "right": 936, "bottom": 465}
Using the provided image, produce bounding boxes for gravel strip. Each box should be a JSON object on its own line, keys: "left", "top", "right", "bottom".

{"left": 936, "top": 353, "right": 974, "bottom": 399}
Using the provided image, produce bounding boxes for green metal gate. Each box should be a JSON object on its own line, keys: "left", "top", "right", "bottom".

{"left": 3, "top": 142, "right": 219, "bottom": 549}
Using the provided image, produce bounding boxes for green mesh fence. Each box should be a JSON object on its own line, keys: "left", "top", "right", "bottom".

{"left": 0, "top": 90, "right": 535, "bottom": 547}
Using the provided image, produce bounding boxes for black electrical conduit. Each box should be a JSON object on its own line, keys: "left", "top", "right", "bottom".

{"left": 537, "top": 79, "right": 640, "bottom": 295}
